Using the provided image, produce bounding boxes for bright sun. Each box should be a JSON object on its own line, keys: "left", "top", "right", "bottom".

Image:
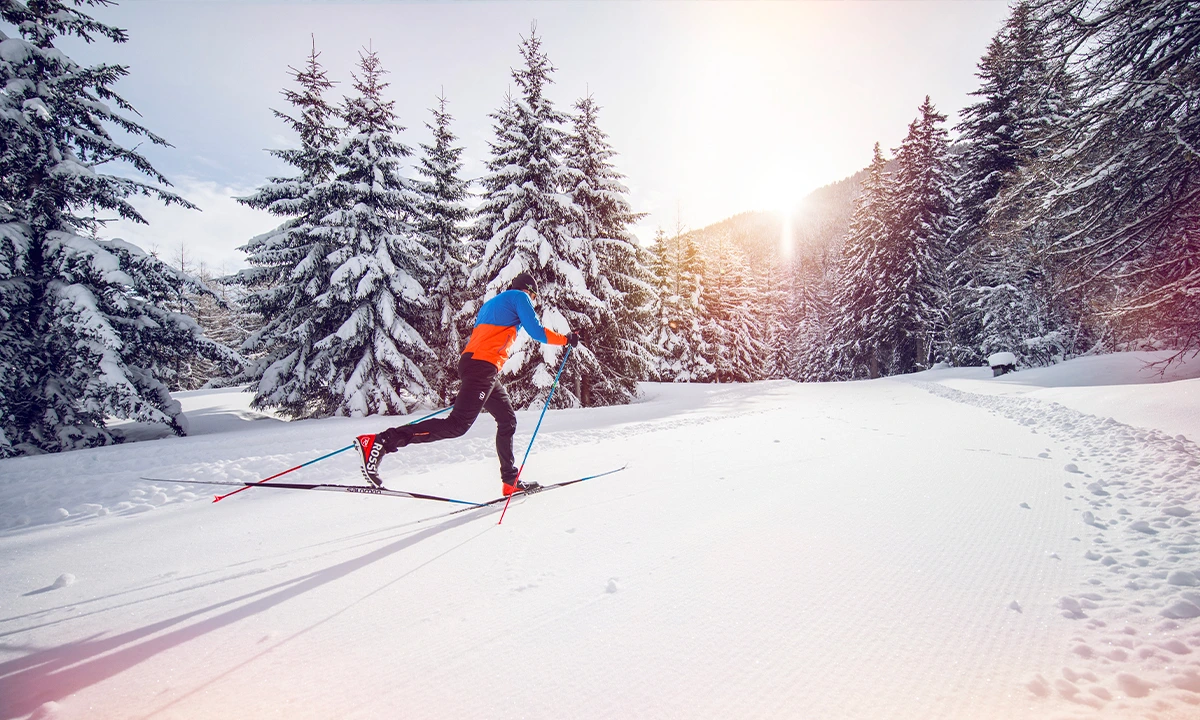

{"left": 779, "top": 202, "right": 794, "bottom": 259}
{"left": 775, "top": 191, "right": 805, "bottom": 260}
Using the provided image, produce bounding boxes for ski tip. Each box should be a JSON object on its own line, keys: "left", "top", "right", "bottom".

{"left": 212, "top": 495, "right": 222, "bottom": 503}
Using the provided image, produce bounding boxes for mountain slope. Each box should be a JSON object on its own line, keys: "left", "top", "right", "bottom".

{"left": 686, "top": 169, "right": 867, "bottom": 270}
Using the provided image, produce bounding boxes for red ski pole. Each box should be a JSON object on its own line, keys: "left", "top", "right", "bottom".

{"left": 213, "top": 406, "right": 452, "bottom": 502}
{"left": 498, "top": 346, "right": 573, "bottom": 524}
{"left": 213, "top": 444, "right": 356, "bottom": 502}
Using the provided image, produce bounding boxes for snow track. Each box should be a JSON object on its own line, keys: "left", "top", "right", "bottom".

{"left": 2, "top": 356, "right": 1198, "bottom": 719}
{"left": 918, "top": 380, "right": 1200, "bottom": 717}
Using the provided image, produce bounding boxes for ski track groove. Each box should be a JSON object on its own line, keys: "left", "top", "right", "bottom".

{"left": 375, "top": 385, "right": 1087, "bottom": 720}
{"left": 916, "top": 379, "right": 1200, "bottom": 718}
{"left": 0, "top": 389, "right": 770, "bottom": 532}
{"left": 731, "top": 384, "right": 1061, "bottom": 720}
{"left": 4, "top": 374, "right": 1198, "bottom": 718}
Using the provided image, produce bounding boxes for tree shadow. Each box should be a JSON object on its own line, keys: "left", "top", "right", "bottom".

{"left": 0, "top": 508, "right": 493, "bottom": 719}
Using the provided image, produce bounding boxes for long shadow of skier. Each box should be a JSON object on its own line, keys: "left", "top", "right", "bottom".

{"left": 0, "top": 503, "right": 472, "bottom": 635}
{"left": 0, "top": 508, "right": 494, "bottom": 719}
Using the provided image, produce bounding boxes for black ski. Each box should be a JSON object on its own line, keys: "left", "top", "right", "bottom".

{"left": 443, "top": 465, "right": 628, "bottom": 515}
{"left": 139, "top": 465, "right": 627, "bottom": 508}
{"left": 139, "top": 477, "right": 481, "bottom": 505}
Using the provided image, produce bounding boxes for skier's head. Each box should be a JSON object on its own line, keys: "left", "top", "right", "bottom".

{"left": 509, "top": 272, "right": 540, "bottom": 300}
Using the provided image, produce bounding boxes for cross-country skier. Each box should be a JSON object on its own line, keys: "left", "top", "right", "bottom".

{"left": 354, "top": 272, "right": 582, "bottom": 495}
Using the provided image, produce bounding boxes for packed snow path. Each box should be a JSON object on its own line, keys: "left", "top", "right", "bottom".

{"left": 2, "top": 356, "right": 1198, "bottom": 719}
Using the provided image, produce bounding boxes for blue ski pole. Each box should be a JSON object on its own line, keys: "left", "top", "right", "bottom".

{"left": 214, "top": 405, "right": 453, "bottom": 502}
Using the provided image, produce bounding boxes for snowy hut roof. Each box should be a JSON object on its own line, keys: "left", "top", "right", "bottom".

{"left": 988, "top": 352, "right": 1017, "bottom": 368}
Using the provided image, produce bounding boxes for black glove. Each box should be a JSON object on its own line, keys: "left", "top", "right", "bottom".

{"left": 566, "top": 330, "right": 584, "bottom": 347}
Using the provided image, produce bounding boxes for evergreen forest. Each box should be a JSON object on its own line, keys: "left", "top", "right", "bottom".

{"left": 2, "top": 0, "right": 1195, "bottom": 457}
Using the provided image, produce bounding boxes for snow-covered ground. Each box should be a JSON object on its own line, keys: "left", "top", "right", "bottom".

{"left": 2, "top": 352, "right": 1199, "bottom": 719}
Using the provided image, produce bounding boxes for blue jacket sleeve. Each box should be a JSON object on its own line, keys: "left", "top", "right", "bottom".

{"left": 513, "top": 291, "right": 551, "bottom": 343}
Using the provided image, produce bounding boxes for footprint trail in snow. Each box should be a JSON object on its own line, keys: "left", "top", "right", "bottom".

{"left": 920, "top": 381, "right": 1200, "bottom": 716}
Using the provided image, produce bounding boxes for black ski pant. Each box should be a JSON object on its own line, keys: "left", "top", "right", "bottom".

{"left": 378, "top": 354, "right": 519, "bottom": 482}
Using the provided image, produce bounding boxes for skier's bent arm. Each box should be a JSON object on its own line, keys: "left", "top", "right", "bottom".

{"left": 515, "top": 292, "right": 568, "bottom": 346}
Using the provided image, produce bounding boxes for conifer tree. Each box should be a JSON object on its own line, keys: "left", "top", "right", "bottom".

{"left": 870, "top": 99, "right": 955, "bottom": 375}
{"left": 826, "top": 143, "right": 892, "bottom": 379}
{"left": 951, "top": 1, "right": 1078, "bottom": 367}
{"left": 647, "top": 229, "right": 674, "bottom": 381}
{"left": 467, "top": 27, "right": 600, "bottom": 407}
{"left": 415, "top": 92, "right": 471, "bottom": 404}
{"left": 564, "top": 94, "right": 655, "bottom": 404}
{"left": 470, "top": 90, "right": 518, "bottom": 255}
{"left": 949, "top": 21, "right": 1021, "bottom": 367}
{"left": 0, "top": 0, "right": 233, "bottom": 456}
{"left": 650, "top": 228, "right": 713, "bottom": 382}
{"left": 309, "top": 47, "right": 433, "bottom": 417}
{"left": 1030, "top": 0, "right": 1199, "bottom": 357}
{"left": 757, "top": 254, "right": 792, "bottom": 380}
{"left": 789, "top": 253, "right": 834, "bottom": 382}
{"left": 700, "top": 239, "right": 765, "bottom": 382}
{"left": 233, "top": 39, "right": 342, "bottom": 413}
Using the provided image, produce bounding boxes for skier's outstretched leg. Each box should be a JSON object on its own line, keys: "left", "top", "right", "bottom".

{"left": 356, "top": 355, "right": 497, "bottom": 486}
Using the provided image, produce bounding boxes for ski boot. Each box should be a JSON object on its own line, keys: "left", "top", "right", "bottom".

{"left": 502, "top": 478, "right": 542, "bottom": 497}
{"left": 355, "top": 434, "right": 385, "bottom": 488}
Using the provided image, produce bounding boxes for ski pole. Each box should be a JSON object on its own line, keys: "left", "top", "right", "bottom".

{"left": 407, "top": 405, "right": 455, "bottom": 425}
{"left": 499, "top": 345, "right": 574, "bottom": 524}
{"left": 212, "top": 405, "right": 453, "bottom": 503}
{"left": 213, "top": 444, "right": 355, "bottom": 503}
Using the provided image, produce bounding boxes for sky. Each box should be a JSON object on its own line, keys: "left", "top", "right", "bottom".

{"left": 48, "top": 0, "right": 1014, "bottom": 272}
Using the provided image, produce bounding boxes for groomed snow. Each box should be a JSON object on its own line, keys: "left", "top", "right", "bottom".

{"left": 2, "top": 352, "right": 1198, "bottom": 719}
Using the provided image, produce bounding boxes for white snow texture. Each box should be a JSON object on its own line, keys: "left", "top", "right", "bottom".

{"left": 1, "top": 352, "right": 1199, "bottom": 719}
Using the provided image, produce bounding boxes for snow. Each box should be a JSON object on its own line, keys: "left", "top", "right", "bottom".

{"left": 2, "top": 352, "right": 1200, "bottom": 718}
{"left": 988, "top": 350, "right": 1018, "bottom": 367}
{"left": 0, "top": 37, "right": 32, "bottom": 64}
{"left": 931, "top": 351, "right": 1200, "bottom": 443}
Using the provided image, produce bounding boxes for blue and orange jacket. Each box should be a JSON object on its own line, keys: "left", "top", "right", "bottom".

{"left": 462, "top": 289, "right": 567, "bottom": 368}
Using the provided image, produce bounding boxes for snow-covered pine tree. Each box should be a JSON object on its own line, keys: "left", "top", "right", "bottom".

{"left": 415, "top": 92, "right": 471, "bottom": 405}
{"left": 564, "top": 94, "right": 655, "bottom": 404}
{"left": 0, "top": 0, "right": 235, "bottom": 456}
{"left": 467, "top": 27, "right": 601, "bottom": 407}
{"left": 649, "top": 227, "right": 713, "bottom": 382}
{"left": 869, "top": 99, "right": 955, "bottom": 375}
{"left": 826, "top": 143, "right": 892, "bottom": 380}
{"left": 0, "top": 196, "right": 25, "bottom": 453}
{"left": 947, "top": 29, "right": 1019, "bottom": 367}
{"left": 309, "top": 46, "right": 433, "bottom": 417}
{"left": 990, "top": 3, "right": 1081, "bottom": 368}
{"left": 757, "top": 252, "right": 792, "bottom": 380}
{"left": 169, "top": 255, "right": 261, "bottom": 391}
{"left": 788, "top": 251, "right": 834, "bottom": 382}
{"left": 233, "top": 39, "right": 343, "bottom": 415}
{"left": 1030, "top": 0, "right": 1200, "bottom": 358}
{"left": 951, "top": 1, "right": 1079, "bottom": 368}
{"left": 167, "top": 244, "right": 215, "bottom": 391}
{"left": 470, "top": 90, "right": 519, "bottom": 257}
{"left": 700, "top": 237, "right": 766, "bottom": 382}
{"left": 647, "top": 228, "right": 673, "bottom": 381}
